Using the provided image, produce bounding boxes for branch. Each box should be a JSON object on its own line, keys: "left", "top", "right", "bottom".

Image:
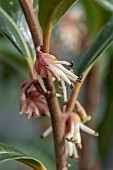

{"left": 43, "top": 27, "right": 51, "bottom": 53}
{"left": 18, "top": 1, "right": 67, "bottom": 169}
{"left": 66, "top": 66, "right": 92, "bottom": 118}
{"left": 66, "top": 82, "right": 82, "bottom": 114}
{"left": 42, "top": 24, "right": 67, "bottom": 170}
{"left": 18, "top": 0, "right": 42, "bottom": 48}
{"left": 44, "top": 74, "right": 66, "bottom": 170}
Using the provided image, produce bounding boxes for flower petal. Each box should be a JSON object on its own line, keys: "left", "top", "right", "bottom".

{"left": 66, "top": 74, "right": 77, "bottom": 82}
{"left": 61, "top": 79, "right": 67, "bottom": 102}
{"left": 80, "top": 123, "right": 99, "bottom": 136}
{"left": 65, "top": 140, "right": 73, "bottom": 157}
{"left": 73, "top": 123, "right": 80, "bottom": 141}
{"left": 73, "top": 144, "right": 79, "bottom": 160}
{"left": 56, "top": 68, "right": 72, "bottom": 85}
{"left": 76, "top": 131, "right": 81, "bottom": 144}
{"left": 70, "top": 122, "right": 75, "bottom": 139}
{"left": 48, "top": 64, "right": 61, "bottom": 81}
{"left": 33, "top": 107, "right": 40, "bottom": 117}
{"left": 41, "top": 126, "right": 52, "bottom": 138}
{"left": 26, "top": 109, "right": 32, "bottom": 119}
{"left": 52, "top": 60, "right": 71, "bottom": 65}
{"left": 56, "top": 93, "right": 62, "bottom": 97}
{"left": 37, "top": 74, "right": 47, "bottom": 92}
{"left": 54, "top": 64, "right": 78, "bottom": 80}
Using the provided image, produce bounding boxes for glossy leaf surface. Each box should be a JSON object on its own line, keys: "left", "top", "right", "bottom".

{"left": 77, "top": 16, "right": 113, "bottom": 75}
{"left": 0, "top": 143, "right": 47, "bottom": 170}
{"left": 0, "top": 0, "right": 34, "bottom": 58}
{"left": 98, "top": 49, "right": 113, "bottom": 157}
{"left": 81, "top": 0, "right": 105, "bottom": 38}
{"left": 95, "top": 0, "right": 113, "bottom": 12}
{"left": 0, "top": 39, "right": 27, "bottom": 77}
{"left": 38, "top": 0, "right": 78, "bottom": 32}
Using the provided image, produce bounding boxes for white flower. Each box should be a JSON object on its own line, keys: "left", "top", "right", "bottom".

{"left": 65, "top": 113, "right": 98, "bottom": 159}
{"left": 65, "top": 134, "right": 80, "bottom": 160}
{"left": 41, "top": 112, "right": 98, "bottom": 161}
{"left": 35, "top": 47, "right": 82, "bottom": 102}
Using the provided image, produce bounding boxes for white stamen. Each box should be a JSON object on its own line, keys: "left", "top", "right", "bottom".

{"left": 52, "top": 60, "right": 71, "bottom": 65}
{"left": 37, "top": 74, "right": 47, "bottom": 92}
{"left": 61, "top": 79, "right": 67, "bottom": 102}
{"left": 41, "top": 126, "right": 52, "bottom": 138}
{"left": 66, "top": 140, "right": 73, "bottom": 157}
{"left": 56, "top": 93, "right": 62, "bottom": 97}
{"left": 73, "top": 123, "right": 80, "bottom": 141}
{"left": 66, "top": 74, "right": 77, "bottom": 82}
{"left": 48, "top": 64, "right": 61, "bottom": 81}
{"left": 55, "top": 64, "right": 78, "bottom": 80}
{"left": 80, "top": 123, "right": 99, "bottom": 136}
{"left": 49, "top": 64, "right": 72, "bottom": 85}
{"left": 58, "top": 69, "right": 72, "bottom": 85}
{"left": 70, "top": 122, "right": 75, "bottom": 138}
{"left": 76, "top": 131, "right": 81, "bottom": 144}
{"left": 73, "top": 144, "right": 79, "bottom": 159}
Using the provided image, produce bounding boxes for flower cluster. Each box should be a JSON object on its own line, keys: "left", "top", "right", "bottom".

{"left": 18, "top": 47, "right": 98, "bottom": 167}
{"left": 19, "top": 80, "right": 49, "bottom": 119}
{"left": 41, "top": 111, "right": 98, "bottom": 160}
{"left": 34, "top": 47, "right": 82, "bottom": 102}
{"left": 65, "top": 112, "right": 98, "bottom": 160}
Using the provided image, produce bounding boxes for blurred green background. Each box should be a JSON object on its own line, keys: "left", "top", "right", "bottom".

{"left": 0, "top": 0, "right": 113, "bottom": 170}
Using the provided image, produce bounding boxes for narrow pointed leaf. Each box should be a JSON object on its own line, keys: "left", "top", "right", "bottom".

{"left": 38, "top": 0, "right": 78, "bottom": 32}
{"left": 95, "top": 0, "right": 113, "bottom": 12}
{"left": 77, "top": 16, "right": 113, "bottom": 75}
{"left": 0, "top": 143, "right": 47, "bottom": 170}
{"left": 81, "top": 0, "right": 105, "bottom": 38}
{"left": 98, "top": 52, "right": 113, "bottom": 157}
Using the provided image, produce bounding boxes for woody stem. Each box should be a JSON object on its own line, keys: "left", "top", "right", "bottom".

{"left": 18, "top": 1, "right": 67, "bottom": 169}
{"left": 43, "top": 24, "right": 67, "bottom": 170}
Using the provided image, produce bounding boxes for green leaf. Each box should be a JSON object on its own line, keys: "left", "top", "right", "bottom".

{"left": 81, "top": 0, "right": 105, "bottom": 38}
{"left": 98, "top": 49, "right": 113, "bottom": 157}
{"left": 0, "top": 0, "right": 34, "bottom": 60}
{"left": 95, "top": 0, "right": 113, "bottom": 12}
{"left": 0, "top": 143, "right": 47, "bottom": 170}
{"left": 38, "top": 0, "right": 78, "bottom": 32}
{"left": 77, "top": 16, "right": 113, "bottom": 75}
{"left": 0, "top": 39, "right": 28, "bottom": 77}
